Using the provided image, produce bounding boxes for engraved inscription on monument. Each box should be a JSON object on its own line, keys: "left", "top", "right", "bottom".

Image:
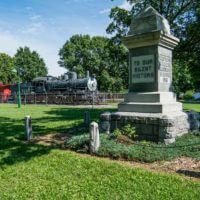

{"left": 132, "top": 55, "right": 155, "bottom": 83}
{"left": 159, "top": 54, "right": 172, "bottom": 84}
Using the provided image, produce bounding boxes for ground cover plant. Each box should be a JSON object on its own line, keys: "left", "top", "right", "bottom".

{"left": 0, "top": 104, "right": 200, "bottom": 199}
{"left": 66, "top": 132, "right": 200, "bottom": 162}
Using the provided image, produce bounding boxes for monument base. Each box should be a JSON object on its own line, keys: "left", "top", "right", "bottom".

{"left": 100, "top": 92, "right": 190, "bottom": 144}
{"left": 100, "top": 111, "right": 189, "bottom": 144}
{"left": 118, "top": 92, "right": 182, "bottom": 113}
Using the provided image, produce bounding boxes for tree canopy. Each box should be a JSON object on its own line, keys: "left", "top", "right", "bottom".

{"left": 14, "top": 47, "right": 48, "bottom": 82}
{"left": 59, "top": 35, "right": 128, "bottom": 92}
{"left": 0, "top": 53, "right": 16, "bottom": 84}
{"left": 108, "top": 0, "right": 198, "bottom": 42}
{"left": 107, "top": 0, "right": 200, "bottom": 92}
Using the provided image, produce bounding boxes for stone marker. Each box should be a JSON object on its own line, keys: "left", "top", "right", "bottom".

{"left": 100, "top": 112, "right": 111, "bottom": 134}
{"left": 100, "top": 6, "right": 189, "bottom": 144}
{"left": 187, "top": 111, "right": 200, "bottom": 131}
{"left": 90, "top": 122, "right": 100, "bottom": 153}
{"left": 84, "top": 111, "right": 91, "bottom": 125}
{"left": 25, "top": 116, "right": 32, "bottom": 141}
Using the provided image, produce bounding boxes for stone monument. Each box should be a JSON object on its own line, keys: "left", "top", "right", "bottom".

{"left": 100, "top": 6, "right": 189, "bottom": 144}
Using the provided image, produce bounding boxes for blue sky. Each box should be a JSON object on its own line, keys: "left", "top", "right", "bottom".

{"left": 0, "top": 0, "right": 131, "bottom": 76}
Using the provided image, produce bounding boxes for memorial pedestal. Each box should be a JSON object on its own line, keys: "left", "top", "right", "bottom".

{"left": 100, "top": 7, "right": 190, "bottom": 144}
{"left": 100, "top": 111, "right": 189, "bottom": 144}
{"left": 101, "top": 92, "right": 189, "bottom": 144}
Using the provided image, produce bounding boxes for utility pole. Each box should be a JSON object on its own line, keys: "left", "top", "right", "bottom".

{"left": 17, "top": 81, "right": 21, "bottom": 108}
{"left": 12, "top": 68, "right": 21, "bottom": 108}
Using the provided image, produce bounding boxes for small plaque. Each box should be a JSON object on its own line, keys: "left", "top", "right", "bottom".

{"left": 160, "top": 77, "right": 170, "bottom": 83}
{"left": 131, "top": 55, "right": 155, "bottom": 83}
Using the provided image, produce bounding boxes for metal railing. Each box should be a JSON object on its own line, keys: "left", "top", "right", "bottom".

{"left": 0, "top": 92, "right": 125, "bottom": 105}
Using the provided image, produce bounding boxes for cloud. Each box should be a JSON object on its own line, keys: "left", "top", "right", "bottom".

{"left": 0, "top": 29, "right": 66, "bottom": 76}
{"left": 0, "top": 31, "right": 20, "bottom": 56}
{"left": 99, "top": 8, "right": 110, "bottom": 15}
{"left": 30, "top": 15, "right": 41, "bottom": 21}
{"left": 119, "top": 0, "right": 132, "bottom": 11}
{"left": 26, "top": 7, "right": 32, "bottom": 11}
{"left": 24, "top": 22, "right": 43, "bottom": 34}
{"left": 22, "top": 15, "right": 44, "bottom": 35}
{"left": 99, "top": 0, "right": 132, "bottom": 15}
{"left": 0, "top": 0, "right": 113, "bottom": 77}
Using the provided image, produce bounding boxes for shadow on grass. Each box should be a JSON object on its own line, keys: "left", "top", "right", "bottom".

{"left": 0, "top": 117, "right": 53, "bottom": 168}
{"left": 32, "top": 107, "right": 116, "bottom": 136}
{"left": 177, "top": 169, "right": 200, "bottom": 179}
{"left": 182, "top": 101, "right": 200, "bottom": 104}
{"left": 0, "top": 106, "right": 116, "bottom": 168}
{"left": 43, "top": 107, "right": 116, "bottom": 122}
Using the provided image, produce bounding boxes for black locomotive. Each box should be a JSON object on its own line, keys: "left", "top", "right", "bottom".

{"left": 11, "top": 71, "right": 99, "bottom": 104}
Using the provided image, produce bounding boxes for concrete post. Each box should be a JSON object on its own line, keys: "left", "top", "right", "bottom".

{"left": 25, "top": 116, "right": 32, "bottom": 141}
{"left": 89, "top": 122, "right": 100, "bottom": 154}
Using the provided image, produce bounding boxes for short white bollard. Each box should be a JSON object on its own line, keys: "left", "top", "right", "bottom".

{"left": 89, "top": 122, "right": 100, "bottom": 154}
{"left": 25, "top": 116, "right": 32, "bottom": 141}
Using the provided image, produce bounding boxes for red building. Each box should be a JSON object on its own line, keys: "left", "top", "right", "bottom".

{"left": 0, "top": 83, "right": 11, "bottom": 103}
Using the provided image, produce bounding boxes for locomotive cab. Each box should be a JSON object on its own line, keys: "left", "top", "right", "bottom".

{"left": 32, "top": 76, "right": 57, "bottom": 93}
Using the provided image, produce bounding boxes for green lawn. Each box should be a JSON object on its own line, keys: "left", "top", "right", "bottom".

{"left": 183, "top": 102, "right": 200, "bottom": 112}
{"left": 0, "top": 104, "right": 200, "bottom": 199}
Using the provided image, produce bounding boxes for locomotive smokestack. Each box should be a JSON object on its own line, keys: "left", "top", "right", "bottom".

{"left": 86, "top": 71, "right": 90, "bottom": 78}
{"left": 63, "top": 73, "right": 68, "bottom": 80}
{"left": 68, "top": 72, "right": 77, "bottom": 80}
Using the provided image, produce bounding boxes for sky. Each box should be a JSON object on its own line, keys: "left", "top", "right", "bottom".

{"left": 0, "top": 0, "right": 132, "bottom": 76}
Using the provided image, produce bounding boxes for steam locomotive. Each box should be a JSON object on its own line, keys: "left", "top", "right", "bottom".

{"left": 11, "top": 71, "right": 99, "bottom": 104}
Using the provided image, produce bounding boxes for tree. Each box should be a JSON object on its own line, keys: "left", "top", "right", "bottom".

{"left": 14, "top": 47, "right": 48, "bottom": 82}
{"left": 107, "top": 0, "right": 200, "bottom": 93}
{"left": 0, "top": 53, "right": 16, "bottom": 84}
{"left": 59, "top": 35, "right": 128, "bottom": 92}
{"left": 175, "top": 4, "right": 200, "bottom": 90}
{"left": 172, "top": 60, "right": 193, "bottom": 94}
{"left": 107, "top": 0, "right": 198, "bottom": 43}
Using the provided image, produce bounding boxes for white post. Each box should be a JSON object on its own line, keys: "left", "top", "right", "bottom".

{"left": 90, "top": 122, "right": 100, "bottom": 154}
{"left": 25, "top": 116, "right": 32, "bottom": 141}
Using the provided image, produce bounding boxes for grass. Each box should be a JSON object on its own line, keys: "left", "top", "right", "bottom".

{"left": 1, "top": 149, "right": 200, "bottom": 200}
{"left": 0, "top": 103, "right": 200, "bottom": 199}
{"left": 183, "top": 102, "right": 200, "bottom": 112}
{"left": 0, "top": 104, "right": 116, "bottom": 167}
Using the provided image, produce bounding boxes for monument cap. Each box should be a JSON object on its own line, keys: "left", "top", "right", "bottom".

{"left": 129, "top": 6, "right": 170, "bottom": 36}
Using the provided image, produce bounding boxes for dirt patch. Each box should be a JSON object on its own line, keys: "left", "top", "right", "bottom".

{"left": 77, "top": 153, "right": 200, "bottom": 181}
{"left": 128, "top": 157, "right": 200, "bottom": 180}
{"left": 31, "top": 133, "right": 200, "bottom": 181}
{"left": 31, "top": 133, "right": 69, "bottom": 148}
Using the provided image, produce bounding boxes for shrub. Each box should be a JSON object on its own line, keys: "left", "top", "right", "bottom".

{"left": 65, "top": 134, "right": 89, "bottom": 152}
{"left": 113, "top": 128, "right": 122, "bottom": 138}
{"left": 113, "top": 124, "right": 137, "bottom": 140}
{"left": 184, "top": 90, "right": 194, "bottom": 100}
{"left": 122, "top": 124, "right": 137, "bottom": 139}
